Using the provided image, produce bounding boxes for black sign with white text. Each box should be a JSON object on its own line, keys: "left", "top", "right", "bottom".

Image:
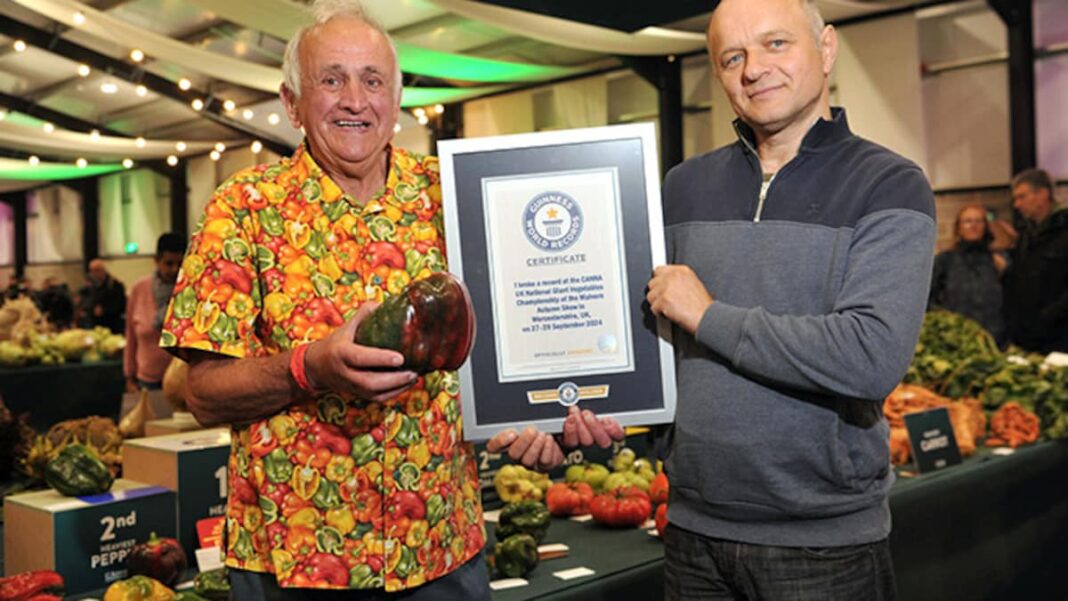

{"left": 904, "top": 407, "right": 963, "bottom": 474}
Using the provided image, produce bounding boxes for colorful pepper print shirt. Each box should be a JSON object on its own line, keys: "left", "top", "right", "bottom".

{"left": 160, "top": 144, "right": 485, "bottom": 592}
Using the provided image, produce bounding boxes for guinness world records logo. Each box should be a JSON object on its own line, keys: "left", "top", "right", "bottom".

{"left": 523, "top": 191, "right": 584, "bottom": 252}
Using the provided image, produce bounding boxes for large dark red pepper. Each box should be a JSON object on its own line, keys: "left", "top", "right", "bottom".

{"left": 214, "top": 260, "right": 253, "bottom": 294}
{"left": 387, "top": 490, "right": 426, "bottom": 521}
{"left": 365, "top": 241, "right": 405, "bottom": 270}
{"left": 0, "top": 570, "right": 64, "bottom": 601}
{"left": 126, "top": 532, "right": 189, "bottom": 586}
{"left": 308, "top": 422, "right": 351, "bottom": 455}
{"left": 306, "top": 553, "right": 348, "bottom": 587}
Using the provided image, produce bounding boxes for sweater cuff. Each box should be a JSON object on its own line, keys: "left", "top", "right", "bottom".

{"left": 694, "top": 301, "right": 748, "bottom": 360}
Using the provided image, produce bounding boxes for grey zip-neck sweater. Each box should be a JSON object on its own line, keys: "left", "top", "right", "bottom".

{"left": 663, "top": 108, "right": 936, "bottom": 547}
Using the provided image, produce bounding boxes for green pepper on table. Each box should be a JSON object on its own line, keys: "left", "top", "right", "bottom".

{"left": 43, "top": 443, "right": 114, "bottom": 496}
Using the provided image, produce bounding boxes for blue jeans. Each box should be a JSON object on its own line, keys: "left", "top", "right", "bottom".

{"left": 228, "top": 553, "right": 490, "bottom": 601}
{"left": 664, "top": 523, "right": 896, "bottom": 601}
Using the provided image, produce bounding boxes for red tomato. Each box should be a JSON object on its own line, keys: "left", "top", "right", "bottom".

{"left": 589, "top": 486, "right": 651, "bottom": 528}
{"left": 545, "top": 481, "right": 595, "bottom": 517}
{"left": 655, "top": 503, "right": 669, "bottom": 536}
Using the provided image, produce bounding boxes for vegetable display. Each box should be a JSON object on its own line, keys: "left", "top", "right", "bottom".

{"left": 492, "top": 533, "right": 539, "bottom": 578}
{"left": 355, "top": 272, "right": 475, "bottom": 373}
{"left": 102, "top": 575, "right": 174, "bottom": 601}
{"left": 494, "top": 464, "right": 551, "bottom": 503}
{"left": 192, "top": 568, "right": 229, "bottom": 600}
{"left": 0, "top": 570, "right": 64, "bottom": 601}
{"left": 127, "top": 532, "right": 188, "bottom": 587}
{"left": 563, "top": 462, "right": 610, "bottom": 493}
{"left": 985, "top": 402, "right": 1041, "bottom": 448}
{"left": 43, "top": 443, "right": 114, "bottom": 496}
{"left": 545, "top": 481, "right": 594, "bottom": 517}
{"left": 495, "top": 500, "right": 551, "bottom": 543}
{"left": 590, "top": 486, "right": 651, "bottom": 528}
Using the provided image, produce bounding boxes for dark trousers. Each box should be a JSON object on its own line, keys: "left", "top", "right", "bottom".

{"left": 228, "top": 553, "right": 490, "bottom": 601}
{"left": 664, "top": 523, "right": 897, "bottom": 601}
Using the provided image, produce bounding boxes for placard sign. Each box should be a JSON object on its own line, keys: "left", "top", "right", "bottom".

{"left": 903, "top": 407, "right": 963, "bottom": 474}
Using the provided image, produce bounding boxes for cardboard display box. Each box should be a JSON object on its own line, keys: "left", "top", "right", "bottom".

{"left": 144, "top": 412, "right": 205, "bottom": 437}
{"left": 3, "top": 480, "right": 176, "bottom": 594}
{"left": 122, "top": 428, "right": 230, "bottom": 558}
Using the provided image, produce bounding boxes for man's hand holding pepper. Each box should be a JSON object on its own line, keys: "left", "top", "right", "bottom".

{"left": 304, "top": 302, "right": 417, "bottom": 402}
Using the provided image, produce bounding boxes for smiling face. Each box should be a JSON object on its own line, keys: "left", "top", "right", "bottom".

{"left": 281, "top": 16, "right": 400, "bottom": 183}
{"left": 707, "top": 0, "right": 836, "bottom": 140}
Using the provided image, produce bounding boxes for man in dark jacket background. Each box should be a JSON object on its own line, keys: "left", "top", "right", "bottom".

{"left": 1003, "top": 168, "right": 1068, "bottom": 353}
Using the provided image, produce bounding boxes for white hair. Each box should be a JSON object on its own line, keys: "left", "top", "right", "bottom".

{"left": 802, "top": 0, "right": 827, "bottom": 43}
{"left": 282, "top": 0, "right": 403, "bottom": 101}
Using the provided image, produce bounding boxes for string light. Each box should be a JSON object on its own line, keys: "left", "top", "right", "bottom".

{"left": 76, "top": 158, "right": 88, "bottom": 168}
{"left": 413, "top": 107, "right": 426, "bottom": 118}
{"left": 175, "top": 141, "right": 187, "bottom": 152}
{"left": 135, "top": 136, "right": 146, "bottom": 148}
{"left": 122, "top": 158, "right": 134, "bottom": 169}
{"left": 42, "top": 122, "right": 55, "bottom": 133}
{"left": 100, "top": 82, "right": 118, "bottom": 94}
{"left": 417, "top": 114, "right": 429, "bottom": 126}
{"left": 77, "top": 64, "right": 91, "bottom": 77}
{"left": 214, "top": 142, "right": 226, "bottom": 153}
{"left": 209, "top": 150, "right": 221, "bottom": 161}
{"left": 191, "top": 98, "right": 204, "bottom": 111}
{"left": 28, "top": 155, "right": 39, "bottom": 166}
{"left": 89, "top": 129, "right": 100, "bottom": 140}
{"left": 250, "top": 140, "right": 263, "bottom": 154}
{"left": 222, "top": 99, "right": 236, "bottom": 111}
{"left": 13, "top": 40, "right": 27, "bottom": 52}
{"left": 135, "top": 85, "right": 148, "bottom": 97}
{"left": 434, "top": 104, "right": 444, "bottom": 115}
{"left": 129, "top": 49, "right": 144, "bottom": 62}
{"left": 72, "top": 11, "right": 86, "bottom": 25}
{"left": 166, "top": 155, "right": 178, "bottom": 166}
{"left": 242, "top": 109, "right": 254, "bottom": 120}
{"left": 178, "top": 78, "right": 191, "bottom": 90}
{"left": 267, "top": 113, "right": 280, "bottom": 125}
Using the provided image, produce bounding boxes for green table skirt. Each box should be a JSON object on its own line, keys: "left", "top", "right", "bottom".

{"left": 0, "top": 360, "right": 124, "bottom": 432}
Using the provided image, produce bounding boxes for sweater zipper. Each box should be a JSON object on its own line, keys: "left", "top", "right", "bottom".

{"left": 754, "top": 173, "right": 775, "bottom": 223}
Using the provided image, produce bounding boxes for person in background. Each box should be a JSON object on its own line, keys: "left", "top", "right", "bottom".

{"left": 928, "top": 204, "right": 1008, "bottom": 345}
{"left": 162, "top": 1, "right": 622, "bottom": 598}
{"left": 35, "top": 276, "right": 74, "bottom": 330}
{"left": 1002, "top": 168, "right": 1068, "bottom": 353}
{"left": 646, "top": 0, "right": 935, "bottom": 598}
{"left": 124, "top": 233, "right": 186, "bottom": 391}
{"left": 86, "top": 258, "right": 126, "bottom": 334}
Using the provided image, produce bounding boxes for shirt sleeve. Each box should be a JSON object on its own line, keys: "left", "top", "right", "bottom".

{"left": 161, "top": 179, "right": 264, "bottom": 361}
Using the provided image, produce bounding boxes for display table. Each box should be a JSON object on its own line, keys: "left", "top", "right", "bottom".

{"left": 488, "top": 441, "right": 1068, "bottom": 601}
{"left": 0, "top": 360, "right": 125, "bottom": 432}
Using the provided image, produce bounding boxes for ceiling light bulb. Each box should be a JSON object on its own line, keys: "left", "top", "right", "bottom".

{"left": 13, "top": 40, "right": 27, "bottom": 52}
{"left": 77, "top": 64, "right": 91, "bottom": 77}
{"left": 0, "top": 110, "right": 6, "bottom": 121}
{"left": 393, "top": 123, "right": 401, "bottom": 133}
{"left": 178, "top": 78, "right": 191, "bottom": 90}
{"left": 242, "top": 109, "right": 254, "bottom": 120}
{"left": 100, "top": 82, "right": 118, "bottom": 94}
{"left": 28, "top": 155, "right": 39, "bottom": 166}
{"left": 209, "top": 150, "right": 221, "bottom": 161}
{"left": 267, "top": 113, "right": 280, "bottom": 125}
{"left": 130, "top": 48, "right": 144, "bottom": 62}
{"left": 176, "top": 141, "right": 187, "bottom": 152}
{"left": 413, "top": 107, "right": 426, "bottom": 118}
{"left": 417, "top": 114, "right": 428, "bottom": 126}
{"left": 76, "top": 158, "right": 88, "bottom": 168}
{"left": 222, "top": 99, "right": 236, "bottom": 111}
{"left": 122, "top": 158, "right": 133, "bottom": 169}
{"left": 434, "top": 104, "right": 444, "bottom": 115}
{"left": 191, "top": 98, "right": 204, "bottom": 111}
{"left": 42, "top": 122, "right": 55, "bottom": 133}
{"left": 166, "top": 155, "right": 178, "bottom": 166}
{"left": 135, "top": 136, "right": 146, "bottom": 148}
{"left": 72, "top": 11, "right": 86, "bottom": 25}
{"left": 214, "top": 142, "right": 226, "bottom": 153}
{"left": 89, "top": 129, "right": 100, "bottom": 140}
{"left": 135, "top": 84, "right": 147, "bottom": 97}
{"left": 250, "top": 140, "right": 263, "bottom": 154}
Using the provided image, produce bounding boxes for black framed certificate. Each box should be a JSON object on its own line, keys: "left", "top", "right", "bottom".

{"left": 439, "top": 124, "right": 676, "bottom": 441}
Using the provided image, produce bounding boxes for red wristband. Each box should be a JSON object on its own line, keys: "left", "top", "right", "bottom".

{"left": 290, "top": 343, "right": 316, "bottom": 393}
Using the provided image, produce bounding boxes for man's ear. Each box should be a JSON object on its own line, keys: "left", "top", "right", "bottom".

{"left": 820, "top": 25, "right": 838, "bottom": 75}
{"left": 279, "top": 84, "right": 302, "bottom": 130}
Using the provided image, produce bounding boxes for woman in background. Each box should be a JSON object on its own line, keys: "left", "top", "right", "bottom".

{"left": 929, "top": 204, "right": 1011, "bottom": 345}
